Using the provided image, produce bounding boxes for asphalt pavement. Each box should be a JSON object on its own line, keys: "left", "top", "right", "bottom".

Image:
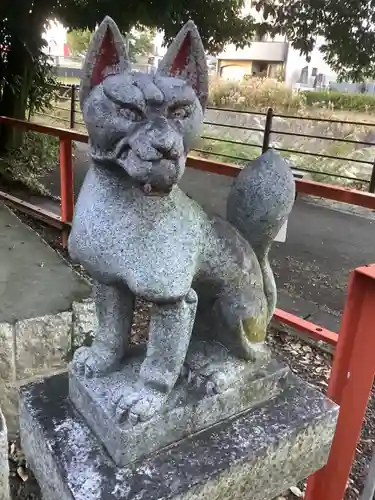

{"left": 40, "top": 142, "right": 375, "bottom": 332}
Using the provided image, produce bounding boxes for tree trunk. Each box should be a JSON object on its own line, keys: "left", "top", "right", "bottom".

{"left": 0, "top": 36, "right": 34, "bottom": 154}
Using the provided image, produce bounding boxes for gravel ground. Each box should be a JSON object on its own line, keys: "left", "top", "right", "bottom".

{"left": 7, "top": 210, "right": 375, "bottom": 500}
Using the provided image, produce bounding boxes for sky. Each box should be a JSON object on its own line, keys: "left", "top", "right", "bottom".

{"left": 43, "top": 20, "right": 67, "bottom": 56}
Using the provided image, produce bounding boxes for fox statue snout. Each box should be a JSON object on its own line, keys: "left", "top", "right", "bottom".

{"left": 123, "top": 116, "right": 186, "bottom": 194}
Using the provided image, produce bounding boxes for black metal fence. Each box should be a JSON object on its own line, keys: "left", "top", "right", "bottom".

{"left": 40, "top": 84, "right": 375, "bottom": 192}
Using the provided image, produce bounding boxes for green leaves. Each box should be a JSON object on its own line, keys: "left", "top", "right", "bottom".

{"left": 127, "top": 29, "right": 155, "bottom": 63}
{"left": 67, "top": 28, "right": 92, "bottom": 56}
{"left": 56, "top": 0, "right": 256, "bottom": 54}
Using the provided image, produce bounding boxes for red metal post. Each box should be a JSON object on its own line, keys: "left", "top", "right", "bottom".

{"left": 59, "top": 138, "right": 74, "bottom": 248}
{"left": 305, "top": 265, "right": 375, "bottom": 500}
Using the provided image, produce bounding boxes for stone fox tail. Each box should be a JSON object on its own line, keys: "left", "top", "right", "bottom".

{"left": 227, "top": 150, "right": 296, "bottom": 322}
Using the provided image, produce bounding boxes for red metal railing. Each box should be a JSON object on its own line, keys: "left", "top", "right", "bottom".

{"left": 305, "top": 265, "right": 375, "bottom": 500}
{"left": 0, "top": 118, "right": 87, "bottom": 232}
{"left": 1, "top": 115, "right": 375, "bottom": 499}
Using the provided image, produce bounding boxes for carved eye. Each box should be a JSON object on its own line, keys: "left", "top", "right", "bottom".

{"left": 168, "top": 105, "right": 191, "bottom": 120}
{"left": 117, "top": 105, "right": 143, "bottom": 122}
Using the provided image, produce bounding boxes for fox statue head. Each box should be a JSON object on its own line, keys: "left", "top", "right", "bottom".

{"left": 80, "top": 17, "right": 208, "bottom": 195}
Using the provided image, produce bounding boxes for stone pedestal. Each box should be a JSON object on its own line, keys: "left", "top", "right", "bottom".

{"left": 69, "top": 340, "right": 287, "bottom": 466}
{"left": 20, "top": 369, "right": 338, "bottom": 500}
{"left": 0, "top": 409, "right": 10, "bottom": 500}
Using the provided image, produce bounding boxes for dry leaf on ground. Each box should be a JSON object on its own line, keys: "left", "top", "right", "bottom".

{"left": 289, "top": 485, "right": 304, "bottom": 497}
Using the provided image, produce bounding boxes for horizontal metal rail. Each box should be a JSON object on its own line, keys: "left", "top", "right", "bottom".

{"left": 206, "top": 106, "right": 264, "bottom": 116}
{"left": 50, "top": 103, "right": 71, "bottom": 112}
{"left": 274, "top": 308, "right": 338, "bottom": 345}
{"left": 196, "top": 145, "right": 371, "bottom": 183}
{"left": 192, "top": 148, "right": 255, "bottom": 163}
{"left": 271, "top": 128, "right": 375, "bottom": 147}
{"left": 274, "top": 111, "right": 375, "bottom": 127}
{"left": 0, "top": 116, "right": 89, "bottom": 142}
{"left": 193, "top": 154, "right": 369, "bottom": 183}
{"left": 34, "top": 112, "right": 71, "bottom": 125}
{"left": 186, "top": 155, "right": 375, "bottom": 209}
{"left": 203, "top": 121, "right": 264, "bottom": 133}
{"left": 273, "top": 145, "right": 373, "bottom": 167}
{"left": 0, "top": 190, "right": 64, "bottom": 228}
{"left": 200, "top": 135, "right": 262, "bottom": 149}
{"left": 277, "top": 164, "right": 368, "bottom": 183}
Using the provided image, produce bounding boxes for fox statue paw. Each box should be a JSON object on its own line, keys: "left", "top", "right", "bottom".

{"left": 115, "top": 385, "right": 168, "bottom": 425}
{"left": 181, "top": 363, "right": 229, "bottom": 396}
{"left": 72, "top": 346, "right": 121, "bottom": 378}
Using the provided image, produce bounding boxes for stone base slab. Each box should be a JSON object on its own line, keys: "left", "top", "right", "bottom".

{"left": 20, "top": 372, "right": 338, "bottom": 500}
{"left": 0, "top": 409, "right": 10, "bottom": 500}
{"left": 69, "top": 339, "right": 288, "bottom": 466}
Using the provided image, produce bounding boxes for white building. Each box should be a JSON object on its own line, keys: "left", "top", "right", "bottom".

{"left": 152, "top": 31, "right": 167, "bottom": 67}
{"left": 285, "top": 36, "right": 337, "bottom": 88}
{"left": 217, "top": 0, "right": 337, "bottom": 87}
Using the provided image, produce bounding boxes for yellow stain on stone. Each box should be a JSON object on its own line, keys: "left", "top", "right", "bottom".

{"left": 242, "top": 314, "right": 267, "bottom": 343}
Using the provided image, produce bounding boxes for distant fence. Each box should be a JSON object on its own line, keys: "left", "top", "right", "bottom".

{"left": 34, "top": 84, "right": 375, "bottom": 193}
{"left": 51, "top": 61, "right": 154, "bottom": 82}
{"left": 331, "top": 81, "right": 375, "bottom": 95}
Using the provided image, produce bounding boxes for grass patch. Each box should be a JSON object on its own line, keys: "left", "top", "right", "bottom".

{"left": 303, "top": 90, "right": 375, "bottom": 113}
{"left": 0, "top": 132, "right": 59, "bottom": 195}
{"left": 208, "top": 77, "right": 305, "bottom": 113}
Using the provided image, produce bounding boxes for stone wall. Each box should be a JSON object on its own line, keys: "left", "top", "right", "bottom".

{"left": 0, "top": 299, "right": 97, "bottom": 436}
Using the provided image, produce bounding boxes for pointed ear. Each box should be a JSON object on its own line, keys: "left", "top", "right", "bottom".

{"left": 157, "top": 21, "right": 208, "bottom": 109}
{"left": 80, "top": 16, "right": 130, "bottom": 107}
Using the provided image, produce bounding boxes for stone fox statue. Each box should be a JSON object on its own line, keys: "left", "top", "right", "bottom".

{"left": 69, "top": 17, "right": 295, "bottom": 424}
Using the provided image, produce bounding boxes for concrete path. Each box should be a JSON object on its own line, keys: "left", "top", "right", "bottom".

{"left": 0, "top": 203, "right": 90, "bottom": 323}
{"left": 39, "top": 142, "right": 375, "bottom": 331}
